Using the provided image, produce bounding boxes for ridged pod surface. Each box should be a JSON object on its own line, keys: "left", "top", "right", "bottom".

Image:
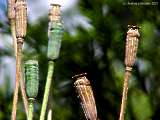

{"left": 73, "top": 74, "right": 98, "bottom": 120}
{"left": 125, "top": 25, "right": 140, "bottom": 67}
{"left": 49, "top": 4, "right": 61, "bottom": 22}
{"left": 7, "top": 0, "right": 15, "bottom": 19}
{"left": 119, "top": 25, "right": 140, "bottom": 120}
{"left": 15, "top": 1, "right": 27, "bottom": 38}
{"left": 25, "top": 60, "right": 39, "bottom": 99}
{"left": 47, "top": 22, "right": 63, "bottom": 60}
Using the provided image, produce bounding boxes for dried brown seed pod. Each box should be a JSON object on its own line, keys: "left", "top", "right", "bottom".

{"left": 49, "top": 4, "right": 61, "bottom": 22}
{"left": 119, "top": 25, "right": 140, "bottom": 120}
{"left": 8, "top": 0, "right": 15, "bottom": 19}
{"left": 125, "top": 25, "right": 140, "bottom": 67}
{"left": 15, "top": 1, "right": 27, "bottom": 38}
{"left": 73, "top": 73, "right": 98, "bottom": 120}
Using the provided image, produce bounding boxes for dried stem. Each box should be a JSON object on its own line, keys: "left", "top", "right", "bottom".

{"left": 10, "top": 19, "right": 17, "bottom": 56}
{"left": 11, "top": 0, "right": 28, "bottom": 119}
{"left": 119, "top": 69, "right": 131, "bottom": 120}
{"left": 11, "top": 41, "right": 23, "bottom": 120}
{"left": 119, "top": 25, "right": 140, "bottom": 120}
{"left": 8, "top": 0, "right": 28, "bottom": 116}
{"left": 20, "top": 68, "right": 29, "bottom": 116}
{"left": 7, "top": 0, "right": 17, "bottom": 55}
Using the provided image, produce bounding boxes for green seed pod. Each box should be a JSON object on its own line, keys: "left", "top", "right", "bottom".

{"left": 25, "top": 60, "right": 39, "bottom": 99}
{"left": 47, "top": 22, "right": 63, "bottom": 60}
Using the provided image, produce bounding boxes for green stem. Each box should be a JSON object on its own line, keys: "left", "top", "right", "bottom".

{"left": 28, "top": 100, "right": 34, "bottom": 120}
{"left": 40, "top": 61, "right": 54, "bottom": 120}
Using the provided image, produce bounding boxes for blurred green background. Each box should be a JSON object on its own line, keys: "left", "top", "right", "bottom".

{"left": 0, "top": 0, "right": 160, "bottom": 120}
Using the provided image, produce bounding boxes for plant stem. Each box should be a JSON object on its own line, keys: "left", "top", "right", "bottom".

{"left": 11, "top": 42, "right": 23, "bottom": 120}
{"left": 40, "top": 61, "right": 54, "bottom": 120}
{"left": 8, "top": 2, "right": 29, "bottom": 117}
{"left": 20, "top": 68, "right": 29, "bottom": 117}
{"left": 11, "top": 0, "right": 28, "bottom": 119}
{"left": 8, "top": 0, "right": 16, "bottom": 55}
{"left": 10, "top": 18, "right": 29, "bottom": 119}
{"left": 47, "top": 109, "right": 52, "bottom": 120}
{"left": 10, "top": 19, "right": 17, "bottom": 56}
{"left": 119, "top": 25, "right": 140, "bottom": 120}
{"left": 28, "top": 100, "right": 34, "bottom": 120}
{"left": 119, "top": 69, "right": 131, "bottom": 120}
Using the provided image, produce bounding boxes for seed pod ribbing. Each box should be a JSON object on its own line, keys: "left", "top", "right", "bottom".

{"left": 15, "top": 1, "right": 27, "bottom": 38}
{"left": 119, "top": 25, "right": 140, "bottom": 120}
{"left": 47, "top": 4, "right": 63, "bottom": 60}
{"left": 49, "top": 4, "right": 61, "bottom": 22}
{"left": 47, "top": 22, "right": 63, "bottom": 60}
{"left": 125, "top": 25, "right": 140, "bottom": 67}
{"left": 25, "top": 60, "right": 39, "bottom": 99}
{"left": 8, "top": 0, "right": 15, "bottom": 19}
{"left": 73, "top": 73, "right": 98, "bottom": 120}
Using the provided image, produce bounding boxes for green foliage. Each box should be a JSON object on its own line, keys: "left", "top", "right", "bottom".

{"left": 129, "top": 88, "right": 153, "bottom": 120}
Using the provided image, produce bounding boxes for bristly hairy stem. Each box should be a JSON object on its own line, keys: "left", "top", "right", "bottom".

{"left": 11, "top": 42, "right": 23, "bottom": 120}
{"left": 40, "top": 61, "right": 54, "bottom": 120}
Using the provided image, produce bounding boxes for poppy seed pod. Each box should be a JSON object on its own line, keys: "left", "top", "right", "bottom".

{"left": 125, "top": 25, "right": 140, "bottom": 68}
{"left": 47, "top": 4, "right": 63, "bottom": 60}
{"left": 25, "top": 60, "right": 39, "bottom": 99}
{"left": 49, "top": 4, "right": 61, "bottom": 22}
{"left": 15, "top": 1, "right": 27, "bottom": 38}
{"left": 72, "top": 73, "right": 98, "bottom": 120}
{"left": 47, "top": 22, "right": 63, "bottom": 60}
{"left": 7, "top": 0, "right": 15, "bottom": 19}
{"left": 119, "top": 25, "right": 140, "bottom": 120}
